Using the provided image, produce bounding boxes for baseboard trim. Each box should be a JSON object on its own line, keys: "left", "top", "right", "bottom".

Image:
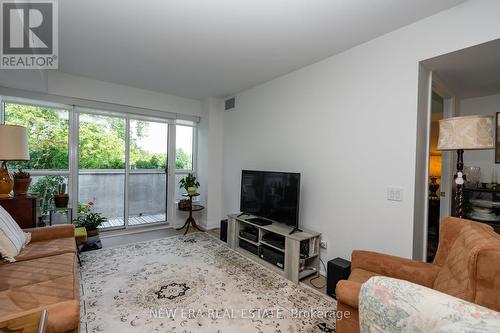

{"left": 100, "top": 224, "right": 173, "bottom": 238}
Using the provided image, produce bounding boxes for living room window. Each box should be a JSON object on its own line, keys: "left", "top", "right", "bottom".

{"left": 0, "top": 96, "right": 198, "bottom": 230}
{"left": 2, "top": 100, "right": 71, "bottom": 219}
{"left": 175, "top": 124, "right": 197, "bottom": 201}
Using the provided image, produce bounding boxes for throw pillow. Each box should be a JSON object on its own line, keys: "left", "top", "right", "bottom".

{"left": 0, "top": 206, "right": 31, "bottom": 262}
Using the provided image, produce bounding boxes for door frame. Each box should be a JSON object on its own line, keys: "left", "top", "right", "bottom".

{"left": 75, "top": 108, "right": 173, "bottom": 230}
{"left": 413, "top": 67, "right": 456, "bottom": 261}
{"left": 431, "top": 75, "right": 456, "bottom": 221}
{"left": 413, "top": 64, "right": 433, "bottom": 261}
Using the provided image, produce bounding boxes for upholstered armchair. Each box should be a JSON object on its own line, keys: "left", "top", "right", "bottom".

{"left": 335, "top": 217, "right": 500, "bottom": 333}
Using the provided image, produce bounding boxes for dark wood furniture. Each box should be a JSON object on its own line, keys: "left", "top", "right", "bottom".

{"left": 427, "top": 198, "right": 440, "bottom": 262}
{"left": 463, "top": 187, "right": 500, "bottom": 234}
{"left": 176, "top": 193, "right": 204, "bottom": 235}
{"left": 0, "top": 195, "right": 37, "bottom": 228}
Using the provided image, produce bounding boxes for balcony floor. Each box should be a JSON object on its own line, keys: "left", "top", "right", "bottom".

{"left": 101, "top": 213, "right": 166, "bottom": 228}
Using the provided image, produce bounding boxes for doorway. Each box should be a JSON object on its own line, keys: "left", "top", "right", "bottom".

{"left": 427, "top": 91, "right": 443, "bottom": 261}
{"left": 77, "top": 111, "right": 170, "bottom": 229}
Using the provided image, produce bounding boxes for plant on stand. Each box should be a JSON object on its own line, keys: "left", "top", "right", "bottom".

{"left": 12, "top": 169, "right": 31, "bottom": 196}
{"left": 54, "top": 183, "right": 69, "bottom": 208}
{"left": 179, "top": 173, "right": 200, "bottom": 195}
{"left": 73, "top": 212, "right": 107, "bottom": 237}
{"left": 29, "top": 176, "right": 65, "bottom": 225}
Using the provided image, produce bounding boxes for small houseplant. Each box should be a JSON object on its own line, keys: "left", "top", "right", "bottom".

{"left": 178, "top": 198, "right": 191, "bottom": 210}
{"left": 54, "top": 183, "right": 69, "bottom": 208}
{"left": 13, "top": 169, "right": 31, "bottom": 195}
{"left": 78, "top": 200, "right": 94, "bottom": 215}
{"left": 179, "top": 173, "right": 200, "bottom": 195}
{"left": 73, "top": 212, "right": 107, "bottom": 237}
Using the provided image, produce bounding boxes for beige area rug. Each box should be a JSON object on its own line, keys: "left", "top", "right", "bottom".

{"left": 80, "top": 232, "right": 336, "bottom": 332}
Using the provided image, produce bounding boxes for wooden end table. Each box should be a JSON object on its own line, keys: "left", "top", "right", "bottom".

{"left": 176, "top": 193, "right": 205, "bottom": 235}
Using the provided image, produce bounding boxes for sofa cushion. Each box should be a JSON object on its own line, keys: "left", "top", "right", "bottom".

{"left": 0, "top": 253, "right": 79, "bottom": 330}
{"left": 0, "top": 206, "right": 30, "bottom": 262}
{"left": 12, "top": 237, "right": 76, "bottom": 263}
{"left": 433, "top": 222, "right": 500, "bottom": 302}
{"left": 0, "top": 252, "right": 76, "bottom": 291}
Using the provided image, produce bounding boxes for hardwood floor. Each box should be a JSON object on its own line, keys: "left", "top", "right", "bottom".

{"left": 303, "top": 274, "right": 327, "bottom": 295}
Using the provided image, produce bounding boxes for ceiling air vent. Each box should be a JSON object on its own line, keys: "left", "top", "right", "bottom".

{"left": 225, "top": 97, "right": 236, "bottom": 111}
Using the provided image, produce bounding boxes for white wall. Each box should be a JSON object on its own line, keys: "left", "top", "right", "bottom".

{"left": 0, "top": 71, "right": 203, "bottom": 117}
{"left": 222, "top": 0, "right": 500, "bottom": 265}
{"left": 0, "top": 70, "right": 48, "bottom": 93}
{"left": 459, "top": 93, "right": 500, "bottom": 182}
{"left": 47, "top": 72, "right": 202, "bottom": 116}
{"left": 197, "top": 97, "right": 225, "bottom": 229}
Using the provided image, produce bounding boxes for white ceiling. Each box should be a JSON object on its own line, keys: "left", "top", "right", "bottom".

{"left": 59, "top": 0, "right": 466, "bottom": 99}
{"left": 423, "top": 39, "right": 500, "bottom": 99}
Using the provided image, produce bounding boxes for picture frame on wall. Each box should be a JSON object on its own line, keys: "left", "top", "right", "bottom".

{"left": 496, "top": 112, "right": 500, "bottom": 163}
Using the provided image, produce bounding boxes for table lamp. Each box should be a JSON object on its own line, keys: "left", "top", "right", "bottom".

{"left": 437, "top": 115, "right": 494, "bottom": 218}
{"left": 0, "top": 125, "right": 30, "bottom": 198}
{"left": 429, "top": 155, "right": 442, "bottom": 199}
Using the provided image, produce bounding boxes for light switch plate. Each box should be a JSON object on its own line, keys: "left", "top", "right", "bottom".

{"left": 387, "top": 187, "right": 403, "bottom": 201}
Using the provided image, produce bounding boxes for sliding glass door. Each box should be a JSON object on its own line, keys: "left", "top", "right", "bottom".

{"left": 128, "top": 119, "right": 168, "bottom": 226}
{"left": 78, "top": 112, "right": 126, "bottom": 228}
{"left": 78, "top": 112, "right": 170, "bottom": 229}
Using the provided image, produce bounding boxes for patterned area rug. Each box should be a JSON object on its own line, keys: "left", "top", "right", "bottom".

{"left": 80, "top": 232, "right": 336, "bottom": 332}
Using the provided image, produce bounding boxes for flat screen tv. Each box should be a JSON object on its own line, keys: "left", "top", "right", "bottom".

{"left": 240, "top": 170, "right": 300, "bottom": 227}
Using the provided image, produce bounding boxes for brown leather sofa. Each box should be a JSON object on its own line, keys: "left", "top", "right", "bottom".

{"left": 335, "top": 217, "right": 500, "bottom": 333}
{"left": 0, "top": 225, "right": 80, "bottom": 333}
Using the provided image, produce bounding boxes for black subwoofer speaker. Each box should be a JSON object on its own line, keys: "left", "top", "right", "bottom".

{"left": 327, "top": 257, "right": 351, "bottom": 299}
{"left": 220, "top": 219, "right": 228, "bottom": 242}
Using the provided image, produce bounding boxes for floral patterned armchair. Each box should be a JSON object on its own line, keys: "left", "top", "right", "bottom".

{"left": 358, "top": 276, "right": 500, "bottom": 333}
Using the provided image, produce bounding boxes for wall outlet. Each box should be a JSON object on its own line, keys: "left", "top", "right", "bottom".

{"left": 387, "top": 187, "right": 403, "bottom": 201}
{"left": 320, "top": 240, "right": 327, "bottom": 249}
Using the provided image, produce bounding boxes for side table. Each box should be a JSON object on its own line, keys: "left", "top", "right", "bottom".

{"left": 48, "top": 207, "right": 73, "bottom": 225}
{"left": 176, "top": 193, "right": 205, "bottom": 235}
{"left": 0, "top": 195, "right": 37, "bottom": 229}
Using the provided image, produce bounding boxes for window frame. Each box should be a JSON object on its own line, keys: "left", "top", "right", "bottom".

{"left": 0, "top": 95, "right": 198, "bottom": 229}
{"left": 1, "top": 98, "right": 74, "bottom": 219}
{"left": 1, "top": 96, "right": 72, "bottom": 174}
{"left": 174, "top": 123, "right": 198, "bottom": 202}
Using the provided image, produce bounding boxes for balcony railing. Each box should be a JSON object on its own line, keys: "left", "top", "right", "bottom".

{"left": 31, "top": 169, "right": 169, "bottom": 228}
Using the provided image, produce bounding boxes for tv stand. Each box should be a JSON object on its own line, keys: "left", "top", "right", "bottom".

{"left": 289, "top": 227, "right": 303, "bottom": 235}
{"left": 227, "top": 214, "right": 321, "bottom": 284}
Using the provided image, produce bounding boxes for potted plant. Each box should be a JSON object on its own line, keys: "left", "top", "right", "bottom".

{"left": 29, "top": 176, "right": 65, "bottom": 225}
{"left": 54, "top": 183, "right": 69, "bottom": 208}
{"left": 73, "top": 212, "right": 107, "bottom": 237}
{"left": 12, "top": 169, "right": 31, "bottom": 196}
{"left": 78, "top": 200, "right": 94, "bottom": 215}
{"left": 178, "top": 198, "right": 192, "bottom": 210}
{"left": 179, "top": 173, "right": 200, "bottom": 195}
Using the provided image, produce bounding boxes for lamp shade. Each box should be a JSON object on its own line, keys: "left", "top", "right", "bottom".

{"left": 437, "top": 115, "right": 494, "bottom": 151}
{"left": 0, "top": 125, "right": 30, "bottom": 161}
